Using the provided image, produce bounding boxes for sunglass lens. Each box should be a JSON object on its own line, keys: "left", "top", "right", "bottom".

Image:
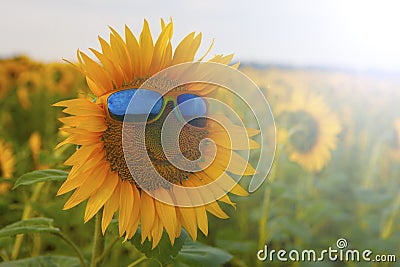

{"left": 177, "top": 94, "right": 207, "bottom": 127}
{"left": 108, "top": 89, "right": 163, "bottom": 121}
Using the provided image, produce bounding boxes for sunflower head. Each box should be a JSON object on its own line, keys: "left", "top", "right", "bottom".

{"left": 55, "top": 19, "right": 259, "bottom": 247}
{"left": 277, "top": 90, "right": 341, "bottom": 172}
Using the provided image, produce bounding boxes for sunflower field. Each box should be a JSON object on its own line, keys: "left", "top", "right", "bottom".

{"left": 1, "top": 29, "right": 400, "bottom": 266}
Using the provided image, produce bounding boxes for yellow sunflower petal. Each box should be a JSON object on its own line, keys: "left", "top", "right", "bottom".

{"left": 63, "top": 161, "right": 108, "bottom": 210}
{"left": 124, "top": 25, "right": 140, "bottom": 76}
{"left": 194, "top": 206, "right": 208, "bottom": 236}
{"left": 154, "top": 188, "right": 177, "bottom": 244}
{"left": 125, "top": 185, "right": 141, "bottom": 240}
{"left": 149, "top": 23, "right": 172, "bottom": 75}
{"left": 119, "top": 181, "right": 134, "bottom": 236}
{"left": 55, "top": 132, "right": 102, "bottom": 149}
{"left": 140, "top": 191, "right": 155, "bottom": 243}
{"left": 58, "top": 116, "right": 107, "bottom": 132}
{"left": 151, "top": 215, "right": 163, "bottom": 249}
{"left": 102, "top": 180, "right": 122, "bottom": 234}
{"left": 64, "top": 143, "right": 103, "bottom": 166}
{"left": 84, "top": 170, "right": 119, "bottom": 223}
{"left": 205, "top": 201, "right": 229, "bottom": 219}
{"left": 89, "top": 48, "right": 124, "bottom": 88}
{"left": 139, "top": 19, "right": 154, "bottom": 76}
{"left": 80, "top": 52, "right": 113, "bottom": 95}
{"left": 172, "top": 32, "right": 202, "bottom": 65}
{"left": 109, "top": 27, "right": 133, "bottom": 81}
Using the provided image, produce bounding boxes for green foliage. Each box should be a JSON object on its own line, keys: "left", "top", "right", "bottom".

{"left": 0, "top": 218, "right": 60, "bottom": 238}
{"left": 0, "top": 256, "right": 81, "bottom": 267}
{"left": 175, "top": 240, "right": 233, "bottom": 267}
{"left": 131, "top": 227, "right": 188, "bottom": 265}
{"left": 13, "top": 169, "right": 68, "bottom": 189}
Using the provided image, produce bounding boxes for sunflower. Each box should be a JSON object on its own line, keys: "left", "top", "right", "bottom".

{"left": 0, "top": 138, "right": 15, "bottom": 194}
{"left": 45, "top": 63, "right": 76, "bottom": 96}
{"left": 0, "top": 66, "right": 11, "bottom": 100}
{"left": 276, "top": 90, "right": 341, "bottom": 172}
{"left": 55, "top": 19, "right": 258, "bottom": 247}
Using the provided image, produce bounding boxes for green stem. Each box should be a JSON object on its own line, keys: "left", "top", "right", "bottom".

{"left": 127, "top": 256, "right": 148, "bottom": 267}
{"left": 258, "top": 186, "right": 271, "bottom": 249}
{"left": 257, "top": 161, "right": 277, "bottom": 267}
{"left": 96, "top": 236, "right": 120, "bottom": 264}
{"left": 90, "top": 212, "right": 105, "bottom": 267}
{"left": 11, "top": 183, "right": 44, "bottom": 260}
{"left": 57, "top": 233, "right": 87, "bottom": 267}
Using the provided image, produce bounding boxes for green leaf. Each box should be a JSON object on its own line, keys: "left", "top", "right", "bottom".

{"left": 0, "top": 255, "right": 81, "bottom": 267}
{"left": 131, "top": 227, "right": 188, "bottom": 265}
{"left": 175, "top": 240, "right": 232, "bottom": 267}
{"left": 13, "top": 169, "right": 68, "bottom": 189}
{"left": 0, "top": 218, "right": 60, "bottom": 238}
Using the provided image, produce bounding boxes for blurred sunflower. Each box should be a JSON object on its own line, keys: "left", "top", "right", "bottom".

{"left": 0, "top": 66, "right": 11, "bottom": 100}
{"left": 277, "top": 90, "right": 341, "bottom": 172}
{"left": 0, "top": 139, "right": 15, "bottom": 194}
{"left": 16, "top": 70, "right": 42, "bottom": 109}
{"left": 55, "top": 19, "right": 258, "bottom": 247}
{"left": 45, "top": 63, "right": 76, "bottom": 96}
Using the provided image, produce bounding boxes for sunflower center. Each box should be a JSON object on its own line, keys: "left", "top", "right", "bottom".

{"left": 288, "top": 111, "right": 319, "bottom": 153}
{"left": 103, "top": 90, "right": 208, "bottom": 191}
{"left": 53, "top": 70, "right": 63, "bottom": 83}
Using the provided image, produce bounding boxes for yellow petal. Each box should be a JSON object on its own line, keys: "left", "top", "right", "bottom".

{"left": 58, "top": 116, "right": 107, "bottom": 132}
{"left": 208, "top": 125, "right": 260, "bottom": 150}
{"left": 125, "top": 25, "right": 140, "bottom": 76}
{"left": 194, "top": 206, "right": 208, "bottom": 236}
{"left": 63, "top": 161, "right": 108, "bottom": 210}
{"left": 201, "top": 146, "right": 256, "bottom": 176}
{"left": 209, "top": 53, "right": 234, "bottom": 65}
{"left": 177, "top": 207, "right": 197, "bottom": 240}
{"left": 139, "top": 19, "right": 154, "bottom": 76}
{"left": 64, "top": 143, "right": 103, "bottom": 166}
{"left": 89, "top": 48, "right": 124, "bottom": 88}
{"left": 55, "top": 132, "right": 102, "bottom": 149}
{"left": 149, "top": 23, "right": 173, "bottom": 75}
{"left": 172, "top": 32, "right": 201, "bottom": 65}
{"left": 154, "top": 188, "right": 177, "bottom": 244}
{"left": 201, "top": 167, "right": 249, "bottom": 197}
{"left": 125, "top": 185, "right": 141, "bottom": 240}
{"left": 80, "top": 52, "right": 113, "bottom": 94}
{"left": 171, "top": 186, "right": 197, "bottom": 240}
{"left": 140, "top": 191, "right": 155, "bottom": 243}
{"left": 98, "top": 36, "right": 113, "bottom": 58}
{"left": 207, "top": 115, "right": 260, "bottom": 137}
{"left": 109, "top": 27, "right": 133, "bottom": 81}
{"left": 119, "top": 181, "right": 134, "bottom": 236}
{"left": 86, "top": 76, "right": 108, "bottom": 97}
{"left": 54, "top": 98, "right": 104, "bottom": 117}
{"left": 151, "top": 215, "right": 163, "bottom": 249}
{"left": 197, "top": 39, "right": 214, "bottom": 62}
{"left": 205, "top": 201, "right": 229, "bottom": 219}
{"left": 102, "top": 179, "right": 122, "bottom": 234}
{"left": 84, "top": 170, "right": 119, "bottom": 222}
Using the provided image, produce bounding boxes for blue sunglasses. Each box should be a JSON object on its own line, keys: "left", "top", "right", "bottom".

{"left": 106, "top": 89, "right": 208, "bottom": 127}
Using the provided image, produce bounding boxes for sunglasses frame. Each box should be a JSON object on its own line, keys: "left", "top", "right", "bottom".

{"left": 101, "top": 88, "right": 208, "bottom": 127}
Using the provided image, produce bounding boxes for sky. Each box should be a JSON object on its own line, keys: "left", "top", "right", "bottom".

{"left": 2, "top": 0, "right": 400, "bottom": 72}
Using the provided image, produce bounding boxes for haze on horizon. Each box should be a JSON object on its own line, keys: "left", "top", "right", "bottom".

{"left": 2, "top": 0, "right": 400, "bottom": 73}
